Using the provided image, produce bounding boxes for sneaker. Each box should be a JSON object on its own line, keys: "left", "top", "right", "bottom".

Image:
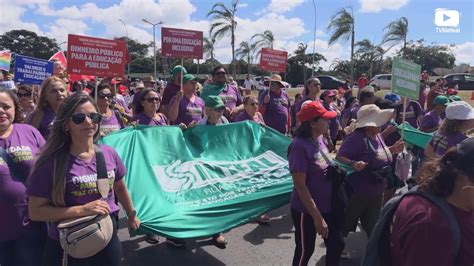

{"left": 212, "top": 233, "right": 227, "bottom": 249}
{"left": 166, "top": 238, "right": 186, "bottom": 248}
{"left": 145, "top": 234, "right": 159, "bottom": 244}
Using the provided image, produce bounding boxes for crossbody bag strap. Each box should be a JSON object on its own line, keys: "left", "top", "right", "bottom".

{"left": 94, "top": 145, "right": 111, "bottom": 199}
{"left": 433, "top": 134, "right": 446, "bottom": 154}
{"left": 0, "top": 146, "right": 26, "bottom": 182}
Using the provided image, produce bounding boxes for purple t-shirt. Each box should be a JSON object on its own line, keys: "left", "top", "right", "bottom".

{"left": 26, "top": 107, "right": 56, "bottom": 139}
{"left": 100, "top": 111, "right": 124, "bottom": 136}
{"left": 391, "top": 195, "right": 474, "bottom": 266}
{"left": 428, "top": 131, "right": 467, "bottom": 156}
{"left": 337, "top": 129, "right": 392, "bottom": 196}
{"left": 0, "top": 124, "right": 45, "bottom": 241}
{"left": 218, "top": 84, "right": 242, "bottom": 110}
{"left": 419, "top": 111, "right": 442, "bottom": 132}
{"left": 234, "top": 111, "right": 265, "bottom": 125}
{"left": 395, "top": 101, "right": 424, "bottom": 128}
{"left": 323, "top": 102, "right": 340, "bottom": 140}
{"left": 259, "top": 90, "right": 290, "bottom": 134}
{"left": 27, "top": 145, "right": 126, "bottom": 240}
{"left": 288, "top": 136, "right": 332, "bottom": 214}
{"left": 169, "top": 95, "right": 205, "bottom": 125}
{"left": 161, "top": 82, "right": 180, "bottom": 106}
{"left": 130, "top": 112, "right": 168, "bottom": 126}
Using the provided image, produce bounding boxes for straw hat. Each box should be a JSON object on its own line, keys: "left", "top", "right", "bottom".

{"left": 263, "top": 74, "right": 285, "bottom": 87}
{"left": 355, "top": 104, "right": 394, "bottom": 128}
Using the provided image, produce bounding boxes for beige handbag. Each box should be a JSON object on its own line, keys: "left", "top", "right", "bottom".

{"left": 56, "top": 145, "right": 113, "bottom": 263}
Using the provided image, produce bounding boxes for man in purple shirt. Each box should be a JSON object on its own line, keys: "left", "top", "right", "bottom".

{"left": 259, "top": 74, "right": 290, "bottom": 134}
{"left": 419, "top": 95, "right": 448, "bottom": 132}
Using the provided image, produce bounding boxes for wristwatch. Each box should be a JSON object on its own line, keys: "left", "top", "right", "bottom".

{"left": 127, "top": 209, "right": 137, "bottom": 217}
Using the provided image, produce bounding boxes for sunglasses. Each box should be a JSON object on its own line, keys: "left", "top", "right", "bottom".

{"left": 145, "top": 97, "right": 160, "bottom": 103}
{"left": 248, "top": 102, "right": 259, "bottom": 106}
{"left": 71, "top": 112, "right": 102, "bottom": 125}
{"left": 214, "top": 107, "right": 225, "bottom": 112}
{"left": 214, "top": 71, "right": 226, "bottom": 76}
{"left": 17, "top": 92, "right": 32, "bottom": 97}
{"left": 98, "top": 93, "right": 112, "bottom": 99}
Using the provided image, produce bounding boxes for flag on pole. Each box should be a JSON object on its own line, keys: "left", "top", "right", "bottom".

{"left": 0, "top": 51, "right": 12, "bottom": 71}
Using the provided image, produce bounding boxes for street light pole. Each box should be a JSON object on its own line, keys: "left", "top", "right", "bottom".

{"left": 142, "top": 19, "right": 164, "bottom": 79}
{"left": 118, "top": 19, "right": 130, "bottom": 75}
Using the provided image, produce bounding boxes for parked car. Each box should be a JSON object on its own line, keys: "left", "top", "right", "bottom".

{"left": 443, "top": 73, "right": 474, "bottom": 90}
{"left": 369, "top": 74, "right": 392, "bottom": 90}
{"left": 316, "top": 75, "right": 345, "bottom": 90}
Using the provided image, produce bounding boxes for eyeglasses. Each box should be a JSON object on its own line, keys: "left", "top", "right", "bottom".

{"left": 145, "top": 97, "right": 160, "bottom": 103}
{"left": 98, "top": 93, "right": 112, "bottom": 99}
{"left": 248, "top": 102, "right": 259, "bottom": 106}
{"left": 71, "top": 112, "right": 102, "bottom": 125}
{"left": 214, "top": 71, "right": 226, "bottom": 76}
{"left": 17, "top": 92, "right": 32, "bottom": 97}
{"left": 214, "top": 107, "right": 225, "bottom": 112}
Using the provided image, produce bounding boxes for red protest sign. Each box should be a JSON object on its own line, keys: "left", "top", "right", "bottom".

{"left": 259, "top": 48, "right": 288, "bottom": 73}
{"left": 161, "top": 27, "right": 203, "bottom": 59}
{"left": 67, "top": 34, "right": 127, "bottom": 77}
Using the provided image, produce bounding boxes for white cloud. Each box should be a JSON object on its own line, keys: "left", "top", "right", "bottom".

{"left": 0, "top": 0, "right": 41, "bottom": 34}
{"left": 451, "top": 42, "right": 474, "bottom": 65}
{"left": 46, "top": 19, "right": 88, "bottom": 49}
{"left": 267, "top": 0, "right": 305, "bottom": 14}
{"left": 306, "top": 39, "right": 349, "bottom": 70}
{"left": 359, "top": 0, "right": 409, "bottom": 13}
{"left": 316, "top": 29, "right": 325, "bottom": 37}
{"left": 237, "top": 3, "right": 248, "bottom": 8}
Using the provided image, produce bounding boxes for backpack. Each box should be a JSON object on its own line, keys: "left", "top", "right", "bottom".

{"left": 361, "top": 186, "right": 461, "bottom": 266}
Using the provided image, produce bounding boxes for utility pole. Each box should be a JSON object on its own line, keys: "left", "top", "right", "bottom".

{"left": 118, "top": 19, "right": 130, "bottom": 75}
{"left": 142, "top": 19, "right": 164, "bottom": 79}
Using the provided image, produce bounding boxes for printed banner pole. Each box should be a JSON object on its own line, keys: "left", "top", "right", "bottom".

{"left": 95, "top": 76, "right": 99, "bottom": 103}
{"left": 267, "top": 72, "right": 273, "bottom": 96}
{"left": 180, "top": 58, "right": 184, "bottom": 91}
{"left": 401, "top": 97, "right": 408, "bottom": 140}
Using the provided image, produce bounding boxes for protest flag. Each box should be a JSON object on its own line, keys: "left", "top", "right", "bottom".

{"left": 0, "top": 50, "right": 12, "bottom": 72}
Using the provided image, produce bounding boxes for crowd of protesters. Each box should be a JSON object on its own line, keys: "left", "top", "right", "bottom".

{"left": 0, "top": 65, "right": 473, "bottom": 266}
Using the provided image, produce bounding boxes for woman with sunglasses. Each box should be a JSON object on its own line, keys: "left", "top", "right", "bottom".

{"left": 0, "top": 88, "right": 46, "bottom": 266}
{"left": 293, "top": 78, "right": 322, "bottom": 127}
{"left": 201, "top": 66, "right": 243, "bottom": 121}
{"left": 16, "top": 84, "right": 36, "bottom": 120}
{"left": 93, "top": 83, "right": 126, "bottom": 136}
{"left": 27, "top": 93, "right": 140, "bottom": 266}
{"left": 234, "top": 95, "right": 265, "bottom": 125}
{"left": 26, "top": 76, "right": 68, "bottom": 139}
{"left": 320, "top": 90, "right": 341, "bottom": 147}
{"left": 131, "top": 88, "right": 168, "bottom": 126}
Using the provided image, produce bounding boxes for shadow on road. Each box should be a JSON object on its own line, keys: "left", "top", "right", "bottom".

{"left": 242, "top": 206, "right": 294, "bottom": 245}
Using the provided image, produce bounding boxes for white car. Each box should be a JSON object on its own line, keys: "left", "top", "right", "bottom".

{"left": 369, "top": 74, "right": 392, "bottom": 90}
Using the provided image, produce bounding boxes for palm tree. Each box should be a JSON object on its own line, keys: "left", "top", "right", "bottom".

{"left": 251, "top": 30, "right": 275, "bottom": 52}
{"left": 294, "top": 43, "right": 308, "bottom": 81}
{"left": 235, "top": 41, "right": 255, "bottom": 75}
{"left": 382, "top": 17, "right": 408, "bottom": 55}
{"left": 207, "top": 0, "right": 239, "bottom": 76}
{"left": 203, "top": 37, "right": 216, "bottom": 69}
{"left": 327, "top": 8, "right": 355, "bottom": 80}
{"left": 355, "top": 39, "right": 385, "bottom": 77}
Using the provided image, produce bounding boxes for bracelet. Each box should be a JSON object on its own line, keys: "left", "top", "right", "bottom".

{"left": 127, "top": 210, "right": 137, "bottom": 217}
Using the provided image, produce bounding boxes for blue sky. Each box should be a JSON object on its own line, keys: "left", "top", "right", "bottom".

{"left": 1, "top": 0, "right": 473, "bottom": 69}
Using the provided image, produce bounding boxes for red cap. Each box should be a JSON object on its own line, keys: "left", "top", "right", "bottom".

{"left": 297, "top": 101, "right": 337, "bottom": 123}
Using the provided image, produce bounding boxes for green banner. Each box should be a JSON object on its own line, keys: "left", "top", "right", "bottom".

{"left": 397, "top": 122, "right": 433, "bottom": 148}
{"left": 391, "top": 57, "right": 421, "bottom": 100}
{"left": 101, "top": 121, "right": 294, "bottom": 238}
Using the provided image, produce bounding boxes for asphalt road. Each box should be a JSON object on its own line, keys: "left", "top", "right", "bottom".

{"left": 117, "top": 205, "right": 367, "bottom": 266}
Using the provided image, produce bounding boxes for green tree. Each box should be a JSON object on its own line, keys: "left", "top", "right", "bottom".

{"left": 355, "top": 39, "right": 385, "bottom": 77}
{"left": 203, "top": 37, "right": 216, "bottom": 69}
{"left": 287, "top": 50, "right": 326, "bottom": 86}
{"left": 235, "top": 41, "right": 256, "bottom": 74}
{"left": 327, "top": 8, "right": 355, "bottom": 81}
{"left": 251, "top": 30, "right": 275, "bottom": 51}
{"left": 207, "top": 0, "right": 239, "bottom": 76}
{"left": 0, "top": 30, "right": 60, "bottom": 60}
{"left": 399, "top": 39, "right": 455, "bottom": 73}
{"left": 382, "top": 17, "right": 409, "bottom": 55}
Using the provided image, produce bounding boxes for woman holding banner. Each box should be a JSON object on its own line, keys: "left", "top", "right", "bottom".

{"left": 27, "top": 93, "right": 140, "bottom": 266}
{"left": 258, "top": 74, "right": 290, "bottom": 134}
{"left": 130, "top": 88, "right": 168, "bottom": 126}
{"left": 26, "top": 76, "right": 69, "bottom": 139}
{"left": 0, "top": 88, "right": 46, "bottom": 266}
{"left": 288, "top": 101, "right": 345, "bottom": 266}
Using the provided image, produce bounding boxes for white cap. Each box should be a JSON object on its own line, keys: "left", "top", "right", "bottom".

{"left": 446, "top": 101, "right": 474, "bottom": 120}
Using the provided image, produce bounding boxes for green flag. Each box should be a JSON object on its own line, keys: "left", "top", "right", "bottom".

{"left": 101, "top": 121, "right": 294, "bottom": 238}
{"left": 396, "top": 122, "right": 433, "bottom": 148}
